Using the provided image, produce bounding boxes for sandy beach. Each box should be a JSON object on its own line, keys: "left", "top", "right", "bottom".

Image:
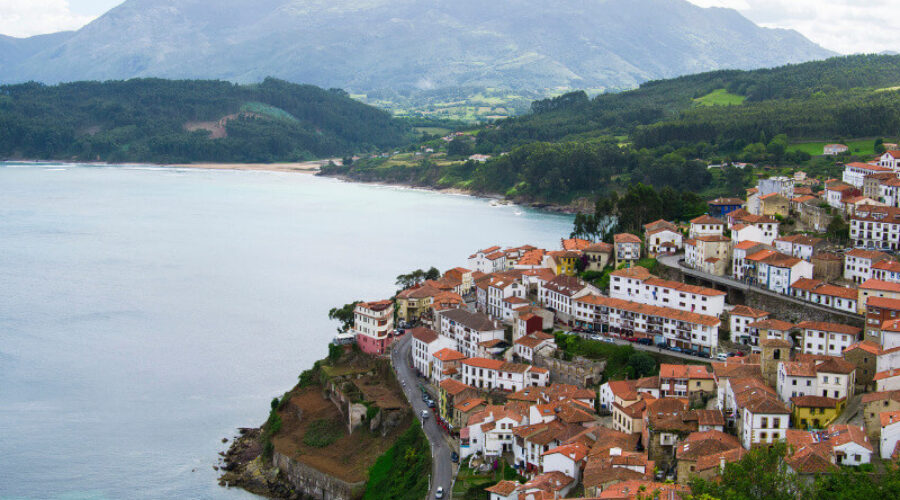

{"left": 166, "top": 159, "right": 340, "bottom": 173}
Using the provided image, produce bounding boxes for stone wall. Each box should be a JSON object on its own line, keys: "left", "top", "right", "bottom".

{"left": 274, "top": 452, "right": 365, "bottom": 500}
{"left": 534, "top": 354, "right": 606, "bottom": 387}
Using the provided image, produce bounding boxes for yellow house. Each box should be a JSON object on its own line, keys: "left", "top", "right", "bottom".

{"left": 545, "top": 250, "right": 580, "bottom": 276}
{"left": 438, "top": 378, "right": 478, "bottom": 425}
{"left": 790, "top": 395, "right": 845, "bottom": 429}
{"left": 396, "top": 284, "right": 440, "bottom": 322}
{"left": 759, "top": 193, "right": 790, "bottom": 217}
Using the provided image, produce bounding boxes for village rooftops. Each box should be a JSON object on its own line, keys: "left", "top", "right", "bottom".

{"left": 440, "top": 307, "right": 502, "bottom": 331}
{"left": 846, "top": 248, "right": 892, "bottom": 260}
{"left": 543, "top": 275, "right": 591, "bottom": 296}
{"left": 439, "top": 378, "right": 475, "bottom": 396}
{"left": 357, "top": 299, "right": 392, "bottom": 311}
{"left": 574, "top": 295, "right": 721, "bottom": 327}
{"left": 410, "top": 326, "right": 439, "bottom": 343}
{"left": 795, "top": 321, "right": 861, "bottom": 336}
{"left": 659, "top": 364, "right": 714, "bottom": 380}
{"left": 461, "top": 357, "right": 505, "bottom": 371}
{"left": 844, "top": 340, "right": 882, "bottom": 355}
{"left": 643, "top": 219, "right": 678, "bottom": 234}
{"left": 614, "top": 233, "right": 642, "bottom": 244}
{"left": 847, "top": 161, "right": 893, "bottom": 172}
{"left": 433, "top": 348, "right": 466, "bottom": 362}
{"left": 860, "top": 279, "right": 900, "bottom": 293}
{"left": 584, "top": 242, "right": 614, "bottom": 253}
{"left": 484, "top": 481, "right": 518, "bottom": 497}
{"left": 690, "top": 214, "right": 725, "bottom": 225}
{"left": 708, "top": 197, "right": 744, "bottom": 206}
{"left": 561, "top": 238, "right": 593, "bottom": 251}
{"left": 789, "top": 278, "right": 858, "bottom": 300}
{"left": 611, "top": 266, "right": 654, "bottom": 280}
{"left": 734, "top": 240, "right": 767, "bottom": 250}
{"left": 775, "top": 234, "right": 824, "bottom": 246}
{"left": 455, "top": 398, "right": 485, "bottom": 412}
{"left": 729, "top": 305, "right": 770, "bottom": 318}
{"left": 791, "top": 395, "right": 843, "bottom": 408}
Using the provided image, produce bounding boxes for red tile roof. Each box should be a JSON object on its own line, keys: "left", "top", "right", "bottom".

{"left": 796, "top": 321, "right": 861, "bottom": 335}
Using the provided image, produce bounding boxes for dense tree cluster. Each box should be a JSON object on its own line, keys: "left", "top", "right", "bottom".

{"left": 0, "top": 78, "right": 410, "bottom": 163}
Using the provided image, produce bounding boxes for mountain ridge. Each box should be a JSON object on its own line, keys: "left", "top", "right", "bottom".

{"left": 1, "top": 0, "right": 834, "bottom": 97}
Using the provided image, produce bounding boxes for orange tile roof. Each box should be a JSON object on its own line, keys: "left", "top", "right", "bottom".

{"left": 644, "top": 277, "right": 727, "bottom": 296}
{"left": 691, "top": 215, "right": 725, "bottom": 225}
{"left": 439, "top": 378, "right": 475, "bottom": 396}
{"left": 874, "top": 368, "right": 900, "bottom": 381}
{"left": 461, "top": 357, "right": 505, "bottom": 370}
{"left": 561, "top": 238, "right": 593, "bottom": 251}
{"left": 729, "top": 305, "right": 770, "bottom": 318}
{"left": 542, "top": 442, "right": 590, "bottom": 462}
{"left": 484, "top": 480, "right": 518, "bottom": 496}
{"left": 869, "top": 296, "right": 900, "bottom": 310}
{"left": 735, "top": 240, "right": 766, "bottom": 250}
{"left": 433, "top": 348, "right": 466, "bottom": 362}
{"left": 614, "top": 233, "right": 642, "bottom": 244}
{"left": 880, "top": 410, "right": 900, "bottom": 428}
{"left": 796, "top": 321, "right": 860, "bottom": 335}
{"left": 575, "top": 294, "right": 721, "bottom": 327}
{"left": 610, "top": 266, "right": 653, "bottom": 280}
{"left": 860, "top": 279, "right": 900, "bottom": 293}
{"left": 791, "top": 395, "right": 842, "bottom": 408}
{"left": 748, "top": 318, "right": 795, "bottom": 331}
{"left": 410, "top": 326, "right": 439, "bottom": 343}
{"left": 455, "top": 398, "right": 486, "bottom": 412}
{"left": 847, "top": 248, "right": 891, "bottom": 260}
{"left": 659, "top": 364, "right": 714, "bottom": 380}
{"left": 844, "top": 340, "right": 882, "bottom": 355}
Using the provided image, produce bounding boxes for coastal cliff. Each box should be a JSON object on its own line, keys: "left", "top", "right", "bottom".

{"left": 218, "top": 348, "right": 418, "bottom": 499}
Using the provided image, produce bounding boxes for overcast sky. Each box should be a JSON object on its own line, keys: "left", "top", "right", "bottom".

{"left": 0, "top": 0, "right": 897, "bottom": 55}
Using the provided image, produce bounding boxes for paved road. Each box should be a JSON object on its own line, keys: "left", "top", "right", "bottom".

{"left": 391, "top": 334, "right": 453, "bottom": 500}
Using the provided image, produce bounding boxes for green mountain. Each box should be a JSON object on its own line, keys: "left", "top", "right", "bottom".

{"left": 325, "top": 54, "right": 900, "bottom": 204}
{"left": 0, "top": 78, "right": 410, "bottom": 163}
{"left": 2, "top": 0, "right": 832, "bottom": 100}
{"left": 478, "top": 54, "right": 900, "bottom": 150}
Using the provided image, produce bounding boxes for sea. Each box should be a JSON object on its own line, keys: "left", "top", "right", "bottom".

{"left": 0, "top": 162, "right": 573, "bottom": 499}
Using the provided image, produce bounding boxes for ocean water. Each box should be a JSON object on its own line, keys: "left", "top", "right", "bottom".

{"left": 0, "top": 163, "right": 573, "bottom": 499}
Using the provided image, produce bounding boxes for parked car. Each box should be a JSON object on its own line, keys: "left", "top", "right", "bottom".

{"left": 421, "top": 410, "right": 430, "bottom": 419}
{"left": 669, "top": 346, "right": 684, "bottom": 353}
{"left": 427, "top": 400, "right": 436, "bottom": 408}
{"left": 683, "top": 349, "right": 697, "bottom": 357}
{"left": 435, "top": 486, "right": 444, "bottom": 499}
{"left": 637, "top": 338, "right": 652, "bottom": 346}
{"left": 450, "top": 452, "right": 459, "bottom": 463}
{"left": 601, "top": 337, "right": 615, "bottom": 344}
{"left": 656, "top": 342, "right": 668, "bottom": 349}
{"left": 716, "top": 352, "right": 729, "bottom": 361}
{"left": 624, "top": 336, "right": 639, "bottom": 343}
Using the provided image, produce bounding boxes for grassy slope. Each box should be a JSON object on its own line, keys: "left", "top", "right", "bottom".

{"left": 693, "top": 88, "right": 746, "bottom": 106}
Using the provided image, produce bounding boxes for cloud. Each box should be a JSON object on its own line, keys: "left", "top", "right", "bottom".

{"left": 687, "top": 0, "right": 899, "bottom": 54}
{"left": 0, "top": 0, "right": 94, "bottom": 38}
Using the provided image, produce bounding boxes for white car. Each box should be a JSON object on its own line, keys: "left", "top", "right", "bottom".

{"left": 435, "top": 487, "right": 444, "bottom": 499}
{"left": 421, "top": 410, "right": 430, "bottom": 419}
{"left": 716, "top": 352, "right": 729, "bottom": 361}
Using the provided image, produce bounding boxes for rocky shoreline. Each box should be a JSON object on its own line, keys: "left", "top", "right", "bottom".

{"left": 218, "top": 428, "right": 301, "bottom": 499}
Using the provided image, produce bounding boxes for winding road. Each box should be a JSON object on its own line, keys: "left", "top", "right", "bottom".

{"left": 391, "top": 333, "right": 454, "bottom": 500}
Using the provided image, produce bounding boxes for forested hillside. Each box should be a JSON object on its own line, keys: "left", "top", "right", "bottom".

{"left": 326, "top": 55, "right": 900, "bottom": 206}
{"left": 0, "top": 78, "right": 410, "bottom": 163}
{"left": 478, "top": 54, "right": 900, "bottom": 150}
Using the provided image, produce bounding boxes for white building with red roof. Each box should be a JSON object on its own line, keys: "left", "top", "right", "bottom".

{"left": 411, "top": 326, "right": 455, "bottom": 378}
{"left": 468, "top": 245, "right": 507, "bottom": 273}
{"left": 880, "top": 410, "right": 900, "bottom": 459}
{"left": 746, "top": 249, "right": 813, "bottom": 294}
{"left": 797, "top": 321, "right": 862, "bottom": 357}
{"left": 774, "top": 234, "right": 825, "bottom": 261}
{"left": 729, "top": 305, "right": 770, "bottom": 344}
{"left": 844, "top": 249, "right": 893, "bottom": 284}
{"left": 843, "top": 162, "right": 894, "bottom": 188}
{"left": 789, "top": 278, "right": 858, "bottom": 314}
{"left": 609, "top": 267, "right": 727, "bottom": 317}
{"left": 461, "top": 357, "right": 549, "bottom": 392}
{"left": 850, "top": 205, "right": 900, "bottom": 251}
{"left": 877, "top": 151, "right": 900, "bottom": 170}
{"left": 689, "top": 215, "right": 725, "bottom": 238}
{"left": 643, "top": 220, "right": 683, "bottom": 257}
{"left": 542, "top": 442, "right": 590, "bottom": 481}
